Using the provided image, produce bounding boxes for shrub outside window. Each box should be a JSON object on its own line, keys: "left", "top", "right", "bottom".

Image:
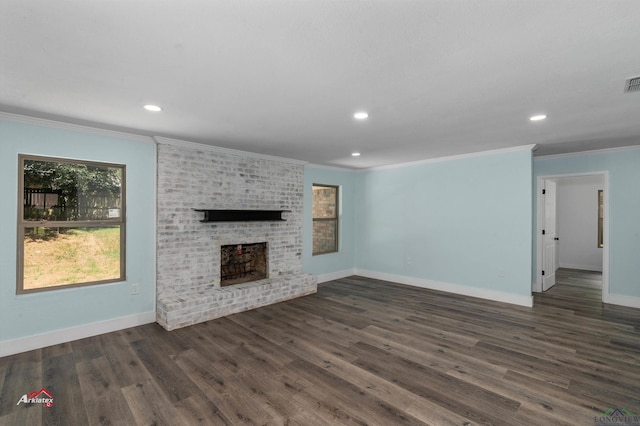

{"left": 17, "top": 155, "right": 125, "bottom": 293}
{"left": 312, "top": 184, "right": 338, "bottom": 255}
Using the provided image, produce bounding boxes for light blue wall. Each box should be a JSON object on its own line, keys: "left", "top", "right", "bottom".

{"left": 534, "top": 147, "right": 640, "bottom": 298}
{"left": 354, "top": 149, "right": 534, "bottom": 297}
{"left": 0, "top": 118, "right": 156, "bottom": 344}
{"left": 303, "top": 165, "right": 356, "bottom": 276}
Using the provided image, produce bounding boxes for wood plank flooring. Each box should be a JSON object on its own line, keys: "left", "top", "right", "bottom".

{"left": 2, "top": 271, "right": 640, "bottom": 425}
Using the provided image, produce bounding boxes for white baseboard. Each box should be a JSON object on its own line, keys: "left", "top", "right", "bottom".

{"left": 604, "top": 294, "right": 640, "bottom": 309}
{"left": 355, "top": 269, "right": 533, "bottom": 308}
{"left": 558, "top": 263, "right": 603, "bottom": 272}
{"left": 0, "top": 311, "right": 156, "bottom": 358}
{"left": 315, "top": 269, "right": 357, "bottom": 284}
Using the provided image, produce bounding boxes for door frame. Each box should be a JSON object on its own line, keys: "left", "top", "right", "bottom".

{"left": 534, "top": 171, "right": 610, "bottom": 302}
{"left": 541, "top": 179, "right": 558, "bottom": 291}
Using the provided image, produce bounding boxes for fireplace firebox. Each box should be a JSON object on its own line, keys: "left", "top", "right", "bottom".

{"left": 220, "top": 242, "right": 268, "bottom": 286}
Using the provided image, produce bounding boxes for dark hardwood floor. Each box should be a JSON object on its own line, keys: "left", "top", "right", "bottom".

{"left": 2, "top": 271, "right": 640, "bottom": 425}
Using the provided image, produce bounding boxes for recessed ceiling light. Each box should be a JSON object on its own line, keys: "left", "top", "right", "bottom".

{"left": 144, "top": 104, "right": 162, "bottom": 112}
{"left": 529, "top": 114, "right": 547, "bottom": 121}
{"left": 352, "top": 152, "right": 361, "bottom": 157}
{"left": 354, "top": 112, "right": 369, "bottom": 120}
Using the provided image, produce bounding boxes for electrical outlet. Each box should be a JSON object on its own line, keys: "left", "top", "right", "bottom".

{"left": 131, "top": 283, "right": 140, "bottom": 295}
{"left": 407, "top": 257, "right": 412, "bottom": 265}
{"left": 498, "top": 268, "right": 505, "bottom": 279}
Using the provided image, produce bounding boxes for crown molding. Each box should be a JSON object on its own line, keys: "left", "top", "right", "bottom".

{"left": 363, "top": 144, "right": 537, "bottom": 172}
{"left": 0, "top": 111, "right": 154, "bottom": 143}
{"left": 534, "top": 144, "right": 640, "bottom": 160}
{"left": 154, "top": 136, "right": 308, "bottom": 166}
{"left": 306, "top": 163, "right": 356, "bottom": 172}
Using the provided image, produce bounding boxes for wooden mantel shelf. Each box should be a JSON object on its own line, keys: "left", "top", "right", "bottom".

{"left": 194, "top": 209, "right": 289, "bottom": 222}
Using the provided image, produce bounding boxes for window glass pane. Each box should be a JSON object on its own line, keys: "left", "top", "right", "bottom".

{"left": 23, "top": 226, "right": 121, "bottom": 290}
{"left": 598, "top": 190, "right": 604, "bottom": 248}
{"left": 313, "top": 220, "right": 337, "bottom": 255}
{"left": 312, "top": 186, "right": 337, "bottom": 218}
{"left": 23, "top": 159, "right": 123, "bottom": 221}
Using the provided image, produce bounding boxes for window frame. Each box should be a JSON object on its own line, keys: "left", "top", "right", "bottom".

{"left": 17, "top": 154, "right": 126, "bottom": 294}
{"left": 312, "top": 183, "right": 339, "bottom": 256}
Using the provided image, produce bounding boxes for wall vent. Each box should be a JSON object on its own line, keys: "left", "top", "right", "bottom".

{"left": 624, "top": 76, "right": 640, "bottom": 93}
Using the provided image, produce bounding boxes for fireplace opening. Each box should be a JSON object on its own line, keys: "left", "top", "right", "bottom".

{"left": 220, "top": 242, "right": 268, "bottom": 286}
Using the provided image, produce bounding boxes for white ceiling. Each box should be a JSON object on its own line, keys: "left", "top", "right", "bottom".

{"left": 2, "top": 1, "right": 639, "bottom": 169}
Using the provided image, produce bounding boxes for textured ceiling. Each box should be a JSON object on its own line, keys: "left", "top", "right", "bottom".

{"left": 2, "top": 1, "right": 639, "bottom": 168}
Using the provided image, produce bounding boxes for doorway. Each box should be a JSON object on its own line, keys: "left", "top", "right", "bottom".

{"left": 534, "top": 172, "right": 609, "bottom": 302}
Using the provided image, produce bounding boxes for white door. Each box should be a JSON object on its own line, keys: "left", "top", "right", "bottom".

{"left": 542, "top": 180, "right": 558, "bottom": 291}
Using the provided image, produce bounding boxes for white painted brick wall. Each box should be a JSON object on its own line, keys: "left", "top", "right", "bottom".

{"left": 156, "top": 142, "right": 316, "bottom": 330}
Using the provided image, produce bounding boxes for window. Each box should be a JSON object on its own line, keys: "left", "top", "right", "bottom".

{"left": 312, "top": 184, "right": 338, "bottom": 255}
{"left": 18, "top": 155, "right": 125, "bottom": 293}
{"left": 598, "top": 190, "right": 604, "bottom": 248}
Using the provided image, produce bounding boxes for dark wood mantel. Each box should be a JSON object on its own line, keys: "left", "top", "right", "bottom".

{"left": 194, "top": 209, "right": 289, "bottom": 222}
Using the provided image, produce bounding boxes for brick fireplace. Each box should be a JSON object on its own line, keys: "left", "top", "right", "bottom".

{"left": 155, "top": 138, "right": 317, "bottom": 331}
